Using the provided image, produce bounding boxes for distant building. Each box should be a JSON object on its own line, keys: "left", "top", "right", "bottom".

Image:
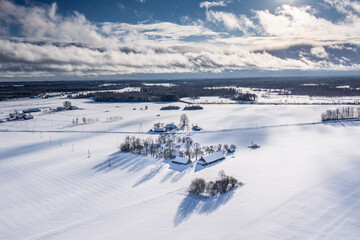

{"left": 16, "top": 113, "right": 26, "bottom": 120}
{"left": 23, "top": 108, "right": 41, "bottom": 113}
{"left": 172, "top": 156, "right": 191, "bottom": 165}
{"left": 67, "top": 106, "right": 79, "bottom": 110}
{"left": 198, "top": 151, "right": 225, "bottom": 166}
{"left": 24, "top": 114, "right": 34, "bottom": 120}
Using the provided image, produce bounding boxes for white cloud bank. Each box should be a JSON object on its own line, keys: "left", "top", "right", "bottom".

{"left": 0, "top": 0, "right": 359, "bottom": 79}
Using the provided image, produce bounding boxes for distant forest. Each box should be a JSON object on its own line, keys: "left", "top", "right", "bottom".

{"left": 2, "top": 76, "right": 360, "bottom": 101}
{"left": 73, "top": 85, "right": 239, "bottom": 102}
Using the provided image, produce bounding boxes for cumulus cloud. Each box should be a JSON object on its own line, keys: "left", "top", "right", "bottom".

{"left": 311, "top": 46, "right": 329, "bottom": 58}
{"left": 200, "top": 1, "right": 229, "bottom": 9}
{"left": 324, "top": 0, "right": 360, "bottom": 15}
{"left": 205, "top": 10, "right": 255, "bottom": 34}
{"left": 0, "top": 0, "right": 359, "bottom": 79}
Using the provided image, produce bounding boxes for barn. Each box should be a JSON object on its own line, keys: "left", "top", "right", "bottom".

{"left": 172, "top": 156, "right": 191, "bottom": 165}
{"left": 197, "top": 151, "right": 225, "bottom": 166}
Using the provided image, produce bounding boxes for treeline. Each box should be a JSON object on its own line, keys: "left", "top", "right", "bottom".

{"left": 0, "top": 81, "right": 127, "bottom": 101}
{"left": 74, "top": 85, "right": 238, "bottom": 102}
{"left": 160, "top": 105, "right": 180, "bottom": 110}
{"left": 321, "top": 107, "right": 360, "bottom": 121}
{"left": 188, "top": 171, "right": 242, "bottom": 196}
{"left": 183, "top": 105, "right": 203, "bottom": 110}
{"left": 120, "top": 134, "right": 236, "bottom": 160}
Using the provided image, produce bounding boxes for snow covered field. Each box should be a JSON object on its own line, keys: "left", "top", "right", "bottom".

{"left": 191, "top": 87, "right": 360, "bottom": 104}
{"left": 1, "top": 97, "right": 360, "bottom": 240}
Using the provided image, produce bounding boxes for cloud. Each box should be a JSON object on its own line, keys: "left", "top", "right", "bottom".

{"left": 324, "top": 0, "right": 360, "bottom": 15}
{"left": 200, "top": 1, "right": 229, "bottom": 9}
{"left": 253, "top": 4, "right": 360, "bottom": 38}
{"left": 101, "top": 22, "right": 221, "bottom": 42}
{"left": 310, "top": 46, "right": 329, "bottom": 58}
{"left": 0, "top": 0, "right": 359, "bottom": 79}
{"left": 205, "top": 10, "right": 255, "bottom": 34}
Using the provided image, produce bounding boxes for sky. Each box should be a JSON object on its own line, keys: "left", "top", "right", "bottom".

{"left": 0, "top": 0, "right": 360, "bottom": 80}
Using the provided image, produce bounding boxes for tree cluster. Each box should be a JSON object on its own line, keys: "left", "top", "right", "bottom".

{"left": 188, "top": 171, "right": 242, "bottom": 196}
{"left": 183, "top": 105, "right": 203, "bottom": 110}
{"left": 160, "top": 105, "right": 180, "bottom": 110}
{"left": 63, "top": 101, "right": 72, "bottom": 108}
{"left": 321, "top": 107, "right": 360, "bottom": 121}
{"left": 119, "top": 134, "right": 236, "bottom": 161}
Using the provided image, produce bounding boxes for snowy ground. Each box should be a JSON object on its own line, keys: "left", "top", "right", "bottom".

{"left": 1, "top": 97, "right": 360, "bottom": 240}
{"left": 190, "top": 87, "right": 360, "bottom": 104}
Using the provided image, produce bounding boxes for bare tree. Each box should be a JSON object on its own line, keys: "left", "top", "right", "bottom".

{"left": 63, "top": 101, "right": 72, "bottom": 109}
{"left": 179, "top": 114, "right": 189, "bottom": 128}
{"left": 193, "top": 142, "right": 202, "bottom": 160}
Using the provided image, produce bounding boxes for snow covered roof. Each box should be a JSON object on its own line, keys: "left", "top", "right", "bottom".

{"left": 172, "top": 157, "right": 190, "bottom": 164}
{"left": 201, "top": 151, "right": 225, "bottom": 164}
{"left": 153, "top": 128, "right": 165, "bottom": 132}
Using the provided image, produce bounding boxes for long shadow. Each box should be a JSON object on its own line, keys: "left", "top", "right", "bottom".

{"left": 132, "top": 163, "right": 166, "bottom": 187}
{"left": 323, "top": 119, "right": 360, "bottom": 127}
{"left": 92, "top": 152, "right": 159, "bottom": 174}
{"left": 94, "top": 152, "right": 175, "bottom": 187}
{"left": 174, "top": 189, "right": 236, "bottom": 226}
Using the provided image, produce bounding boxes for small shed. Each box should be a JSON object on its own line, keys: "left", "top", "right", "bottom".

{"left": 24, "top": 114, "right": 34, "bottom": 120}
{"left": 165, "top": 123, "right": 177, "bottom": 131}
{"left": 198, "top": 151, "right": 225, "bottom": 165}
{"left": 25, "top": 114, "right": 34, "bottom": 120}
{"left": 192, "top": 125, "right": 203, "bottom": 131}
{"left": 172, "top": 156, "right": 191, "bottom": 165}
{"left": 228, "top": 146, "right": 236, "bottom": 153}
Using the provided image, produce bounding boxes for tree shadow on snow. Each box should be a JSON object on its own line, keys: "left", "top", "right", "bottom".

{"left": 322, "top": 119, "right": 360, "bottom": 128}
{"left": 93, "top": 152, "right": 195, "bottom": 187}
{"left": 92, "top": 152, "right": 160, "bottom": 174}
{"left": 174, "top": 189, "right": 236, "bottom": 227}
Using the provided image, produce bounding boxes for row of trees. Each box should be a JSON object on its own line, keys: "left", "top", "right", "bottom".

{"left": 120, "top": 134, "right": 236, "bottom": 160}
{"left": 321, "top": 107, "right": 360, "bottom": 121}
{"left": 188, "top": 171, "right": 242, "bottom": 196}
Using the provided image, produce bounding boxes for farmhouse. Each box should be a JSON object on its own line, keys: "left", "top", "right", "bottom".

{"left": 198, "top": 151, "right": 225, "bottom": 166}
{"left": 172, "top": 156, "right": 191, "bottom": 165}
